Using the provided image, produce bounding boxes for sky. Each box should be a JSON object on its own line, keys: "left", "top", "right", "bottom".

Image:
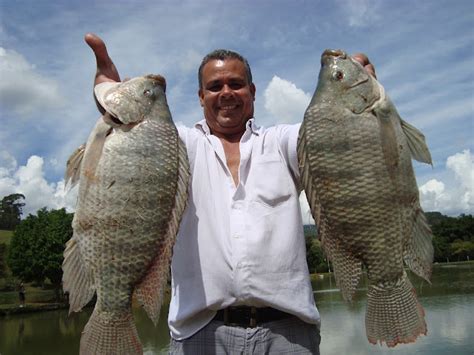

{"left": 0, "top": 0, "right": 473, "bottom": 221}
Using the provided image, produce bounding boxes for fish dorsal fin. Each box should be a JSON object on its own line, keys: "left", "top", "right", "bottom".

{"left": 400, "top": 119, "right": 433, "bottom": 165}
{"left": 65, "top": 144, "right": 86, "bottom": 189}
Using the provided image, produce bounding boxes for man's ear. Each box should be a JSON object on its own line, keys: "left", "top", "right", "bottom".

{"left": 198, "top": 89, "right": 204, "bottom": 107}
{"left": 250, "top": 83, "right": 256, "bottom": 101}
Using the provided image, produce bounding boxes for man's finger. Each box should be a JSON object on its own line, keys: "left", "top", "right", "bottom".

{"left": 84, "top": 33, "right": 121, "bottom": 82}
{"left": 352, "top": 53, "right": 376, "bottom": 78}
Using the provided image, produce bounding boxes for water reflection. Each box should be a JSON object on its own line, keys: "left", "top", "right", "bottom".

{"left": 0, "top": 264, "right": 472, "bottom": 354}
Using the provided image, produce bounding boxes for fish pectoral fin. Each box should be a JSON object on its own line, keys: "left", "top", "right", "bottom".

{"left": 400, "top": 118, "right": 433, "bottom": 165}
{"left": 403, "top": 206, "right": 434, "bottom": 283}
{"left": 62, "top": 236, "right": 95, "bottom": 313}
{"left": 65, "top": 144, "right": 86, "bottom": 189}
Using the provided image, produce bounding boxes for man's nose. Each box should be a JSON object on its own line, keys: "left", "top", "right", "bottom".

{"left": 221, "top": 84, "right": 233, "bottom": 97}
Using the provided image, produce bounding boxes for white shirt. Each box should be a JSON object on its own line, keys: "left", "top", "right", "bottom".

{"left": 169, "top": 118, "right": 320, "bottom": 340}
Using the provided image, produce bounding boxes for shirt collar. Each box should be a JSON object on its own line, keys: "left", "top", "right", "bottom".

{"left": 195, "top": 118, "right": 260, "bottom": 137}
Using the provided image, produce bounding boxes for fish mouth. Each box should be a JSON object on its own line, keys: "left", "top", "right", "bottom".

{"left": 108, "top": 114, "right": 124, "bottom": 125}
{"left": 321, "top": 49, "right": 347, "bottom": 64}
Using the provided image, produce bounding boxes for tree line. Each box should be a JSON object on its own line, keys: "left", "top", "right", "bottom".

{"left": 0, "top": 193, "right": 472, "bottom": 299}
{"left": 0, "top": 194, "right": 25, "bottom": 230}
{"left": 304, "top": 212, "right": 473, "bottom": 273}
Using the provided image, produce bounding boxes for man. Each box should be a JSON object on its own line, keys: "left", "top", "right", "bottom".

{"left": 86, "top": 33, "right": 375, "bottom": 354}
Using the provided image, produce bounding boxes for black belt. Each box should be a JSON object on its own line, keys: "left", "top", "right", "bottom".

{"left": 214, "top": 306, "right": 293, "bottom": 328}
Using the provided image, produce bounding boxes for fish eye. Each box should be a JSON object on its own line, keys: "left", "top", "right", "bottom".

{"left": 143, "top": 89, "right": 153, "bottom": 97}
{"left": 332, "top": 70, "right": 344, "bottom": 81}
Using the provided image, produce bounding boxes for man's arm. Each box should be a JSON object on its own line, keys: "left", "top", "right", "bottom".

{"left": 84, "top": 33, "right": 121, "bottom": 114}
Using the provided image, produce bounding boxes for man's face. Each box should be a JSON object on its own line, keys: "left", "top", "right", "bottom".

{"left": 199, "top": 59, "right": 256, "bottom": 138}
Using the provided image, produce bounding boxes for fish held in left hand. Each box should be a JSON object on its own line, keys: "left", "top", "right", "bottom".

{"left": 62, "top": 75, "right": 189, "bottom": 354}
{"left": 298, "top": 49, "right": 434, "bottom": 347}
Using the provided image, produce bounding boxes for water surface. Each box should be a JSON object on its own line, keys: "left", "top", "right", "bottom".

{"left": 1, "top": 264, "right": 473, "bottom": 354}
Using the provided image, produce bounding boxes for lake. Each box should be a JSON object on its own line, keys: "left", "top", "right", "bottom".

{"left": 1, "top": 263, "right": 473, "bottom": 354}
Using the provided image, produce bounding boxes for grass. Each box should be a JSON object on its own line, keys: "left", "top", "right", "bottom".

{"left": 0, "top": 230, "right": 13, "bottom": 245}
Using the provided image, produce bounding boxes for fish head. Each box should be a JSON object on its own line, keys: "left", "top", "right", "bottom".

{"left": 95, "top": 74, "right": 167, "bottom": 125}
{"left": 316, "top": 49, "right": 380, "bottom": 114}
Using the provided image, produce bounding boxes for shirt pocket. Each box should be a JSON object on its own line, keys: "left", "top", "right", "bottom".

{"left": 250, "top": 154, "right": 292, "bottom": 209}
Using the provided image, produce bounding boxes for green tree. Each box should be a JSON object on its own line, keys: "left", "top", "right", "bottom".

{"left": 0, "top": 193, "right": 26, "bottom": 230}
{"left": 450, "top": 239, "right": 474, "bottom": 261}
{"left": 425, "top": 212, "right": 473, "bottom": 262}
{"left": 0, "top": 243, "right": 7, "bottom": 278}
{"left": 304, "top": 225, "right": 329, "bottom": 273}
{"left": 7, "top": 208, "right": 73, "bottom": 300}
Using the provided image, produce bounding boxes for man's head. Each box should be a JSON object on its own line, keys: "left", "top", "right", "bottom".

{"left": 198, "top": 49, "right": 253, "bottom": 90}
{"left": 198, "top": 49, "right": 256, "bottom": 139}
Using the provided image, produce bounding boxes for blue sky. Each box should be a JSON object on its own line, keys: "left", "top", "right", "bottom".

{"left": 0, "top": 0, "right": 473, "bottom": 218}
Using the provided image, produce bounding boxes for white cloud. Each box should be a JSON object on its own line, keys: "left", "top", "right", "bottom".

{"left": 0, "top": 154, "right": 77, "bottom": 216}
{"left": 420, "top": 149, "right": 473, "bottom": 215}
{"left": 0, "top": 47, "right": 64, "bottom": 117}
{"left": 263, "top": 76, "right": 311, "bottom": 123}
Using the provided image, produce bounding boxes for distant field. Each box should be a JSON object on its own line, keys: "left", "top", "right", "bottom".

{"left": 0, "top": 230, "right": 13, "bottom": 245}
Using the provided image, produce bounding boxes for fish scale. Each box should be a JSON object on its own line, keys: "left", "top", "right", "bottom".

{"left": 298, "top": 49, "right": 433, "bottom": 347}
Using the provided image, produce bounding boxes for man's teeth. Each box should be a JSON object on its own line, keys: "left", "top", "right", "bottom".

{"left": 221, "top": 105, "right": 237, "bottom": 110}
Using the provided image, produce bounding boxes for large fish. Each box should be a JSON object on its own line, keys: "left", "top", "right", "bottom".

{"left": 298, "top": 50, "right": 434, "bottom": 347}
{"left": 62, "top": 75, "right": 189, "bottom": 354}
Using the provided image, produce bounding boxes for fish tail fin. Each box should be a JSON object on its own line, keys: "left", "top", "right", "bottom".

{"left": 80, "top": 307, "right": 142, "bottom": 355}
{"left": 366, "top": 272, "right": 426, "bottom": 347}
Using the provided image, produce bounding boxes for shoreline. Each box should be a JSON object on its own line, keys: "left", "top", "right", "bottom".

{"left": 2, "top": 260, "right": 472, "bottom": 316}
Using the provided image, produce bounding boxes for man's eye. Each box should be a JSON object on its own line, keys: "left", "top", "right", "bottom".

{"left": 208, "top": 85, "right": 221, "bottom": 92}
{"left": 229, "top": 83, "right": 243, "bottom": 90}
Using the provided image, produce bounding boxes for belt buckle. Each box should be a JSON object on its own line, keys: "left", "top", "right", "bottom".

{"left": 224, "top": 307, "right": 258, "bottom": 328}
{"left": 249, "top": 307, "right": 257, "bottom": 327}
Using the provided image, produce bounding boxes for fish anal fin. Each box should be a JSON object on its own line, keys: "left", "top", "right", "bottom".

{"left": 134, "top": 249, "right": 169, "bottom": 325}
{"left": 323, "top": 235, "right": 362, "bottom": 302}
{"left": 403, "top": 207, "right": 434, "bottom": 282}
{"left": 400, "top": 118, "right": 432, "bottom": 165}
{"left": 62, "top": 236, "right": 95, "bottom": 313}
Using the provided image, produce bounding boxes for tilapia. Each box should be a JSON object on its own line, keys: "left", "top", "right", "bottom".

{"left": 298, "top": 50, "right": 434, "bottom": 347}
{"left": 62, "top": 75, "right": 189, "bottom": 354}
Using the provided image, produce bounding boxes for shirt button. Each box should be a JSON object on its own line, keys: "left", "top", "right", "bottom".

{"left": 232, "top": 201, "right": 242, "bottom": 209}
{"left": 233, "top": 234, "right": 240, "bottom": 239}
